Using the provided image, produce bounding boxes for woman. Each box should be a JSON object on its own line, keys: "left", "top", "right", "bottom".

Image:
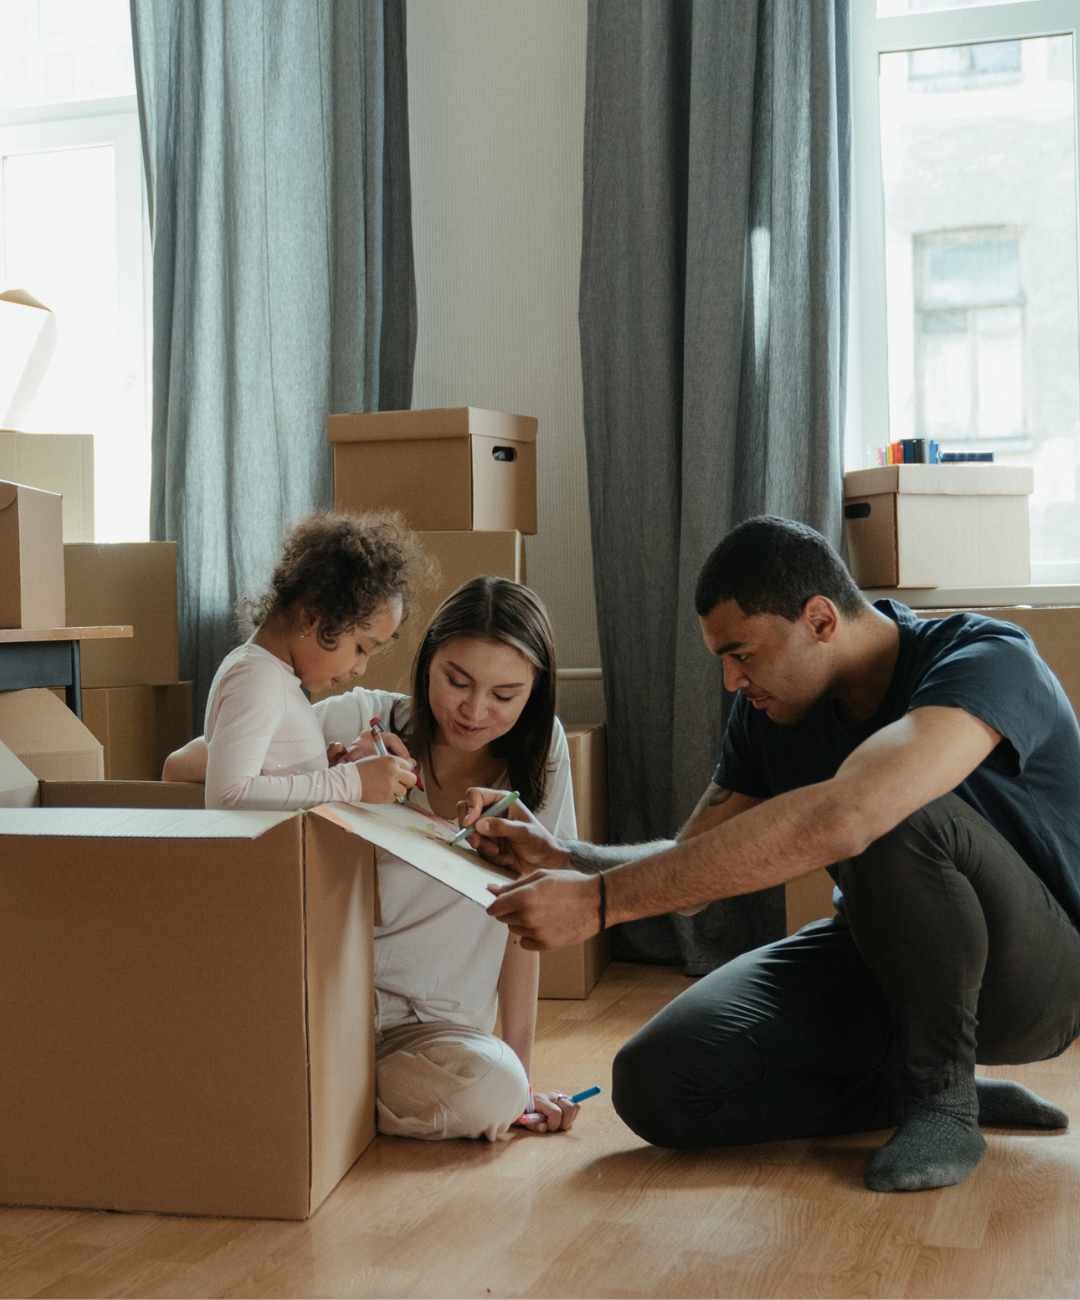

{"left": 165, "top": 575, "right": 580, "bottom": 1142}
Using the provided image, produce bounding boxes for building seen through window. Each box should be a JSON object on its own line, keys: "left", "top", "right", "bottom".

{"left": 878, "top": 33, "right": 1080, "bottom": 567}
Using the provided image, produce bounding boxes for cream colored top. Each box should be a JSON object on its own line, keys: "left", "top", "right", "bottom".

{"left": 315, "top": 686, "right": 578, "bottom": 1034}
{"left": 204, "top": 641, "right": 365, "bottom": 811}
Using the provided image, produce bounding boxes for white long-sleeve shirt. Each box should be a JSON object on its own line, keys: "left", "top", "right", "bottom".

{"left": 204, "top": 641, "right": 365, "bottom": 811}
{"left": 315, "top": 685, "right": 578, "bottom": 1033}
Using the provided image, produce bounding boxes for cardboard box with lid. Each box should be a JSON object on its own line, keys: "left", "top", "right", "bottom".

{"left": 843, "top": 464, "right": 1033, "bottom": 588}
{"left": 329, "top": 407, "right": 538, "bottom": 534}
{"left": 0, "top": 432, "right": 93, "bottom": 542}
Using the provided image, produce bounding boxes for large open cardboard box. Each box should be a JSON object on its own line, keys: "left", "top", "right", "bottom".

{"left": 844, "top": 465, "right": 1033, "bottom": 588}
{"left": 330, "top": 407, "right": 538, "bottom": 534}
{"left": 0, "top": 780, "right": 377, "bottom": 1220}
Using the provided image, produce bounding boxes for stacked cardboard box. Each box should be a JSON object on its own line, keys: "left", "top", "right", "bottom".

{"left": 329, "top": 407, "right": 609, "bottom": 998}
{"left": 63, "top": 544, "right": 193, "bottom": 778}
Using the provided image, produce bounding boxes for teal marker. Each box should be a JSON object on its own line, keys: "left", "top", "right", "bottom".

{"left": 570, "top": 1086, "right": 601, "bottom": 1104}
{"left": 449, "top": 790, "right": 520, "bottom": 846}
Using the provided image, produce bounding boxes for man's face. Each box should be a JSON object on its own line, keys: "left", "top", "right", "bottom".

{"left": 699, "top": 598, "right": 837, "bottom": 726}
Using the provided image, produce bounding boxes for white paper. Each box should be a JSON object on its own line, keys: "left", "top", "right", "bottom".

{"left": 313, "top": 800, "right": 518, "bottom": 908}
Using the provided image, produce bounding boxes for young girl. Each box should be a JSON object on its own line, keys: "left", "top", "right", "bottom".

{"left": 316, "top": 575, "right": 580, "bottom": 1141}
{"left": 202, "top": 511, "right": 422, "bottom": 811}
{"left": 168, "top": 558, "right": 581, "bottom": 1141}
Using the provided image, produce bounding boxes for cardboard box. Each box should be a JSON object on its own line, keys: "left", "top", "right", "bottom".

{"left": 0, "top": 741, "right": 38, "bottom": 807}
{"left": 0, "top": 290, "right": 56, "bottom": 430}
{"left": 64, "top": 543, "right": 179, "bottom": 687}
{"left": 0, "top": 431, "right": 94, "bottom": 542}
{"left": 50, "top": 682, "right": 194, "bottom": 780}
{"left": 844, "top": 465, "right": 1033, "bottom": 588}
{"left": 314, "top": 530, "right": 525, "bottom": 700}
{"left": 538, "top": 723, "right": 611, "bottom": 1000}
{"left": 917, "top": 605, "right": 1080, "bottom": 721}
{"left": 330, "top": 407, "right": 538, "bottom": 534}
{"left": 0, "top": 688, "right": 103, "bottom": 780}
{"left": 0, "top": 480, "right": 65, "bottom": 629}
{"left": 0, "top": 786, "right": 377, "bottom": 1220}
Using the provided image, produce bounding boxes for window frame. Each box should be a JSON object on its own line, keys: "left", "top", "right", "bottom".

{"left": 0, "top": 95, "right": 152, "bottom": 541}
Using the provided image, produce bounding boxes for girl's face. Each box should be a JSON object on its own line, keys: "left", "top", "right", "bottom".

{"left": 293, "top": 599, "right": 403, "bottom": 694}
{"left": 427, "top": 635, "right": 536, "bottom": 752}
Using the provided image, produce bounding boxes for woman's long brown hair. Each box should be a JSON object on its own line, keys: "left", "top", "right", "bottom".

{"left": 402, "top": 576, "right": 558, "bottom": 813}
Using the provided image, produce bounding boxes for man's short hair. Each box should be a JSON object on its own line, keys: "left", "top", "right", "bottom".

{"left": 694, "top": 516, "right": 867, "bottom": 622}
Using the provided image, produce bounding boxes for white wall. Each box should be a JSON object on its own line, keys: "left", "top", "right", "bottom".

{"left": 406, "top": 0, "right": 603, "bottom": 723}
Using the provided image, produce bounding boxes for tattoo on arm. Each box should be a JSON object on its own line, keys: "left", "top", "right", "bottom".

{"left": 689, "top": 783, "right": 733, "bottom": 821}
{"left": 564, "top": 839, "right": 675, "bottom": 873}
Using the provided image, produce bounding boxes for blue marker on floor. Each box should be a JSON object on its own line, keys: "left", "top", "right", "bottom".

{"left": 570, "top": 1086, "right": 601, "bottom": 1104}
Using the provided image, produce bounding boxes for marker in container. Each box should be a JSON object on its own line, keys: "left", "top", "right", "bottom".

{"left": 368, "top": 716, "right": 424, "bottom": 802}
{"left": 448, "top": 790, "right": 520, "bottom": 847}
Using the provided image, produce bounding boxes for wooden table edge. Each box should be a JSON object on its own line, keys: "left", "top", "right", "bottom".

{"left": 0, "top": 625, "right": 134, "bottom": 643}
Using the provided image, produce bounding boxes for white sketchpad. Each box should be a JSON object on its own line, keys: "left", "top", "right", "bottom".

{"left": 313, "top": 800, "right": 517, "bottom": 908}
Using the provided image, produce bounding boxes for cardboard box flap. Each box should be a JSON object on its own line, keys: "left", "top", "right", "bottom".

{"left": 328, "top": 407, "right": 538, "bottom": 445}
{"left": 314, "top": 802, "right": 516, "bottom": 907}
{"left": 0, "top": 742, "right": 39, "bottom": 808}
{"left": 0, "top": 482, "right": 17, "bottom": 511}
{"left": 844, "top": 465, "right": 1034, "bottom": 498}
{"left": 0, "top": 807, "right": 296, "bottom": 839}
{"left": 0, "top": 690, "right": 102, "bottom": 773}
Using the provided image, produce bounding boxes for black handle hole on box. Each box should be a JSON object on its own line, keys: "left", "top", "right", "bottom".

{"left": 845, "top": 502, "right": 871, "bottom": 520}
{"left": 492, "top": 446, "right": 517, "bottom": 462}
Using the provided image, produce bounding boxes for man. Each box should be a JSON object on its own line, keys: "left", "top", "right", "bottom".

{"left": 471, "top": 516, "right": 1080, "bottom": 1192}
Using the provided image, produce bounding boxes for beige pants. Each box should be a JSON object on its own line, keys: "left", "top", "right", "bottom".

{"left": 375, "top": 1021, "right": 530, "bottom": 1142}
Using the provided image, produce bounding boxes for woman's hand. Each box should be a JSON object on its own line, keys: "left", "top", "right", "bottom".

{"left": 354, "top": 754, "right": 418, "bottom": 802}
{"left": 514, "top": 1090, "right": 580, "bottom": 1134}
{"left": 329, "top": 728, "right": 413, "bottom": 766}
{"left": 457, "top": 787, "right": 570, "bottom": 873}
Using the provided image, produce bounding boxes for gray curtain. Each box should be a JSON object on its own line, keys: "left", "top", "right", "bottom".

{"left": 579, "top": 0, "right": 850, "bottom": 974}
{"left": 131, "top": 0, "right": 416, "bottom": 722}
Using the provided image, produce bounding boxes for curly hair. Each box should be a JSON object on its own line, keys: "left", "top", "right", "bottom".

{"left": 402, "top": 576, "right": 558, "bottom": 814}
{"left": 237, "top": 510, "right": 435, "bottom": 648}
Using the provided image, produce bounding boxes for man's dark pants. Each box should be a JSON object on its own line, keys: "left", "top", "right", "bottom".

{"left": 612, "top": 794, "right": 1080, "bottom": 1148}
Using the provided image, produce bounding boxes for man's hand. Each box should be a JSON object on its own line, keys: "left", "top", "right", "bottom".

{"left": 487, "top": 869, "right": 602, "bottom": 950}
{"left": 457, "top": 788, "right": 570, "bottom": 873}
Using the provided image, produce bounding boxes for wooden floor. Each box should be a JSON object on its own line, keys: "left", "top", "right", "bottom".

{"left": 1, "top": 962, "right": 1079, "bottom": 1299}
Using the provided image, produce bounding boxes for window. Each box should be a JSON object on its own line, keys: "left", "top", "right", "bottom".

{"left": 851, "top": 1, "right": 1080, "bottom": 579}
{"left": 0, "top": 0, "right": 150, "bottom": 543}
{"left": 915, "top": 230, "right": 1025, "bottom": 444}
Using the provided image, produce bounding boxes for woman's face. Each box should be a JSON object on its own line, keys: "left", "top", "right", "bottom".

{"left": 427, "top": 635, "right": 536, "bottom": 752}
{"left": 293, "top": 599, "right": 403, "bottom": 694}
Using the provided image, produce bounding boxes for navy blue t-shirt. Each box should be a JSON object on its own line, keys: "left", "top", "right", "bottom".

{"left": 713, "top": 600, "right": 1080, "bottom": 925}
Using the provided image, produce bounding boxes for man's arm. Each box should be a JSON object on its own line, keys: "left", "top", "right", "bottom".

{"left": 486, "top": 706, "right": 1001, "bottom": 950}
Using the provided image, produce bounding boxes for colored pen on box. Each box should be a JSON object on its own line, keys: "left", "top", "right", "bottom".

{"left": 448, "top": 790, "right": 520, "bottom": 847}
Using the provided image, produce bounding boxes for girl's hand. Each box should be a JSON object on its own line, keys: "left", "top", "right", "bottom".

{"left": 355, "top": 754, "right": 418, "bottom": 803}
{"left": 515, "top": 1090, "right": 580, "bottom": 1134}
{"left": 330, "top": 729, "right": 413, "bottom": 766}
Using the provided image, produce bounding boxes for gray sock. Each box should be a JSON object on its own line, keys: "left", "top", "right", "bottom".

{"left": 865, "top": 1081, "right": 986, "bottom": 1193}
{"left": 976, "top": 1077, "right": 1069, "bottom": 1129}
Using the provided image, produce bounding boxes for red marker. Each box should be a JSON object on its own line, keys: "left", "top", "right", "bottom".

{"left": 369, "top": 717, "right": 423, "bottom": 793}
